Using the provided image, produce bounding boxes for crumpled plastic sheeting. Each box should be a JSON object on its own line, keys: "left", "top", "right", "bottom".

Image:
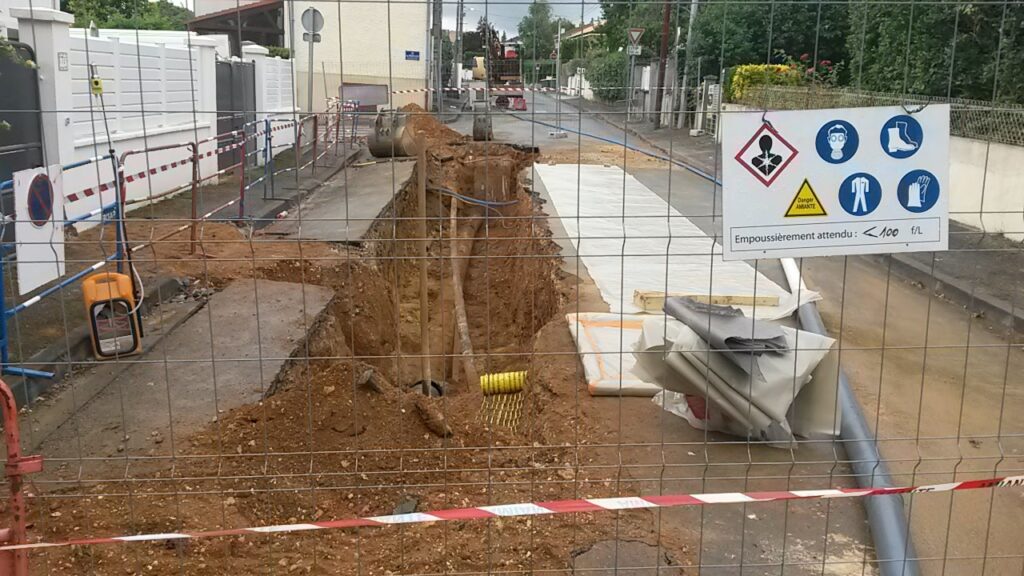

{"left": 634, "top": 315, "right": 836, "bottom": 445}
{"left": 565, "top": 313, "right": 663, "bottom": 396}
{"left": 534, "top": 163, "right": 821, "bottom": 319}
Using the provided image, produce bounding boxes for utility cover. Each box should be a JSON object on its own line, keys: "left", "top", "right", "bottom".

{"left": 722, "top": 105, "right": 949, "bottom": 259}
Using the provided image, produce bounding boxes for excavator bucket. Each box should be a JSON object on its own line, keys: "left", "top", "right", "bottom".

{"left": 367, "top": 109, "right": 416, "bottom": 157}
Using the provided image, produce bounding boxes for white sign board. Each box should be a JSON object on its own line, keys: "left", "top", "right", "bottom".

{"left": 627, "top": 45, "right": 642, "bottom": 57}
{"left": 14, "top": 165, "right": 65, "bottom": 295}
{"left": 722, "top": 105, "right": 949, "bottom": 260}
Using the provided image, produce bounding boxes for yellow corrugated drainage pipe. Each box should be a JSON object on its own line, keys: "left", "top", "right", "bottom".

{"left": 479, "top": 371, "right": 527, "bottom": 395}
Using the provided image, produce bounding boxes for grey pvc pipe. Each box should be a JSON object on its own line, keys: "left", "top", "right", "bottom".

{"left": 781, "top": 258, "right": 918, "bottom": 576}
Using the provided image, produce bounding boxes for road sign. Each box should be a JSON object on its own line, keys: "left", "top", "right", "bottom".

{"left": 301, "top": 7, "right": 324, "bottom": 33}
{"left": 627, "top": 45, "right": 642, "bottom": 57}
{"left": 302, "top": 32, "right": 321, "bottom": 42}
{"left": 14, "top": 165, "right": 64, "bottom": 295}
{"left": 722, "top": 105, "right": 950, "bottom": 260}
{"left": 627, "top": 28, "right": 644, "bottom": 47}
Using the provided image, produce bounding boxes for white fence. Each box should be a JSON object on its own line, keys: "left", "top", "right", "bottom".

{"left": 258, "top": 51, "right": 297, "bottom": 153}
{"left": 14, "top": 10, "right": 299, "bottom": 229}
{"left": 64, "top": 34, "right": 219, "bottom": 224}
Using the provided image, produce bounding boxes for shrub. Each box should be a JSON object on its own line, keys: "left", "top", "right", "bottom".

{"left": 268, "top": 46, "right": 291, "bottom": 60}
{"left": 587, "top": 51, "right": 628, "bottom": 102}
{"left": 727, "top": 64, "right": 802, "bottom": 101}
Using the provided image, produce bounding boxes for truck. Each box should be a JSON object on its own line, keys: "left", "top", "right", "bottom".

{"left": 469, "top": 44, "right": 525, "bottom": 109}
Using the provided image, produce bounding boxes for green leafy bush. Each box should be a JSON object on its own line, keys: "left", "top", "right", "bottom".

{"left": 727, "top": 64, "right": 802, "bottom": 101}
{"left": 587, "top": 51, "right": 628, "bottom": 102}
{"left": 268, "top": 46, "right": 291, "bottom": 60}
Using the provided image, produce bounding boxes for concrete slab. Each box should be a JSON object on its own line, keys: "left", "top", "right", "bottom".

{"left": 267, "top": 160, "right": 415, "bottom": 242}
{"left": 32, "top": 279, "right": 332, "bottom": 466}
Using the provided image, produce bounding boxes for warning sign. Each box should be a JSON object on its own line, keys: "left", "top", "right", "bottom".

{"left": 785, "top": 180, "right": 827, "bottom": 217}
{"left": 734, "top": 123, "right": 798, "bottom": 186}
{"left": 722, "top": 105, "right": 950, "bottom": 260}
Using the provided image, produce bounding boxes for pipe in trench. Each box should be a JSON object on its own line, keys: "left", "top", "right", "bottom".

{"left": 781, "top": 258, "right": 919, "bottom": 576}
{"left": 448, "top": 198, "right": 482, "bottom": 387}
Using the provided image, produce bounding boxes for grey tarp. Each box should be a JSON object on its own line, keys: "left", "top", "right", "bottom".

{"left": 633, "top": 299, "right": 835, "bottom": 444}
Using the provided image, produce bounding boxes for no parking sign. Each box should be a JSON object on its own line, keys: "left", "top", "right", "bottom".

{"left": 14, "top": 165, "right": 65, "bottom": 294}
{"left": 722, "top": 105, "right": 949, "bottom": 260}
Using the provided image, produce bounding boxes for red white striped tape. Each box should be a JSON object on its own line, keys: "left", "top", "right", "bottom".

{"left": 391, "top": 86, "right": 565, "bottom": 95}
{"left": 6, "top": 475, "right": 1021, "bottom": 551}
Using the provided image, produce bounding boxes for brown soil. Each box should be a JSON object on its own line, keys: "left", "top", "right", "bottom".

{"left": 23, "top": 119, "right": 695, "bottom": 575}
{"left": 539, "top": 144, "right": 669, "bottom": 168}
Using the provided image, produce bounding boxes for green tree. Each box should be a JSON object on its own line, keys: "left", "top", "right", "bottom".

{"left": 586, "top": 50, "right": 629, "bottom": 101}
{"left": 597, "top": 0, "right": 663, "bottom": 55}
{"left": 690, "top": 0, "right": 847, "bottom": 78}
{"left": 847, "top": 2, "right": 1024, "bottom": 101}
{"left": 462, "top": 17, "right": 501, "bottom": 63}
{"left": 517, "top": 0, "right": 557, "bottom": 62}
{"left": 68, "top": 0, "right": 193, "bottom": 30}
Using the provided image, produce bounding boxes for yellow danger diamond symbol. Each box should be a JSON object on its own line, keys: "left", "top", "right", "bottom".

{"left": 785, "top": 179, "right": 827, "bottom": 217}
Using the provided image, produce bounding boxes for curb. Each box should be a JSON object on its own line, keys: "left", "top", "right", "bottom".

{"left": 867, "top": 253, "right": 1024, "bottom": 334}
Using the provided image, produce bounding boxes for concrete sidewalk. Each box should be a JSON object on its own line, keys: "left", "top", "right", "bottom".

{"left": 563, "top": 95, "right": 1024, "bottom": 334}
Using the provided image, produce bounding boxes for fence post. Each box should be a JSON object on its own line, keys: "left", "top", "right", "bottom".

{"left": 190, "top": 142, "right": 199, "bottom": 254}
{"left": 0, "top": 377, "right": 43, "bottom": 576}
{"left": 238, "top": 131, "right": 246, "bottom": 219}
{"left": 312, "top": 115, "right": 318, "bottom": 176}
{"left": 11, "top": 8, "right": 75, "bottom": 168}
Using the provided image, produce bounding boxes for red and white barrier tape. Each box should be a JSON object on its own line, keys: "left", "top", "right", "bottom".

{"left": 67, "top": 139, "right": 248, "bottom": 204}
{"left": 391, "top": 86, "right": 565, "bottom": 95}
{"left": 65, "top": 180, "right": 116, "bottom": 204}
{"left": 6, "top": 475, "right": 1021, "bottom": 551}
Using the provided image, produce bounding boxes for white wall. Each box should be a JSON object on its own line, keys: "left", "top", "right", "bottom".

{"left": 60, "top": 33, "right": 219, "bottom": 225}
{"left": 949, "top": 137, "right": 1024, "bottom": 241}
{"left": 285, "top": 0, "right": 428, "bottom": 111}
{"left": 70, "top": 29, "right": 232, "bottom": 58}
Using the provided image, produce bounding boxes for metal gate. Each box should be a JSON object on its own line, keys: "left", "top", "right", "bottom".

{"left": 0, "top": 42, "right": 43, "bottom": 241}
{"left": 215, "top": 59, "right": 256, "bottom": 169}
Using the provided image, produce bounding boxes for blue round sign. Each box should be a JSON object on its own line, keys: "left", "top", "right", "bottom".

{"left": 27, "top": 173, "right": 54, "bottom": 228}
{"left": 897, "top": 169, "right": 939, "bottom": 213}
{"left": 880, "top": 114, "right": 923, "bottom": 159}
{"left": 815, "top": 120, "right": 859, "bottom": 164}
{"left": 838, "top": 172, "right": 882, "bottom": 216}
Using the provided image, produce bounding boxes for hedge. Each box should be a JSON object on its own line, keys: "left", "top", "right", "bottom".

{"left": 727, "top": 64, "right": 802, "bottom": 102}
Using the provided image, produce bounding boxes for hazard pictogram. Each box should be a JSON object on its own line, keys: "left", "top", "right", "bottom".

{"left": 785, "top": 179, "right": 827, "bottom": 217}
{"left": 734, "top": 123, "right": 798, "bottom": 186}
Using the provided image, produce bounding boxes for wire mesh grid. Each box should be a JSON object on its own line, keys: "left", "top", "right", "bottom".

{"left": 0, "top": 0, "right": 1022, "bottom": 575}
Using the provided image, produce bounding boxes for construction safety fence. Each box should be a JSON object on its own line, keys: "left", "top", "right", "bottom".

{"left": 3, "top": 1, "right": 1024, "bottom": 576}
{"left": 737, "top": 85, "right": 1024, "bottom": 147}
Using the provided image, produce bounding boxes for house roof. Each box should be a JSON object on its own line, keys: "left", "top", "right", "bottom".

{"left": 188, "top": 0, "right": 282, "bottom": 26}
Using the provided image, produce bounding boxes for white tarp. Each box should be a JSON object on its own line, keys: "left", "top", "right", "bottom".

{"left": 534, "top": 163, "right": 820, "bottom": 319}
{"left": 14, "top": 165, "right": 64, "bottom": 295}
{"left": 565, "top": 313, "right": 663, "bottom": 396}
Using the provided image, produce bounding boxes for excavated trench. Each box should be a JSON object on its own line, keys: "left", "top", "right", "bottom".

{"left": 30, "top": 115, "right": 694, "bottom": 575}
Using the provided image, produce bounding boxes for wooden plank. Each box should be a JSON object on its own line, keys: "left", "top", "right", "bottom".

{"left": 632, "top": 290, "right": 780, "bottom": 312}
